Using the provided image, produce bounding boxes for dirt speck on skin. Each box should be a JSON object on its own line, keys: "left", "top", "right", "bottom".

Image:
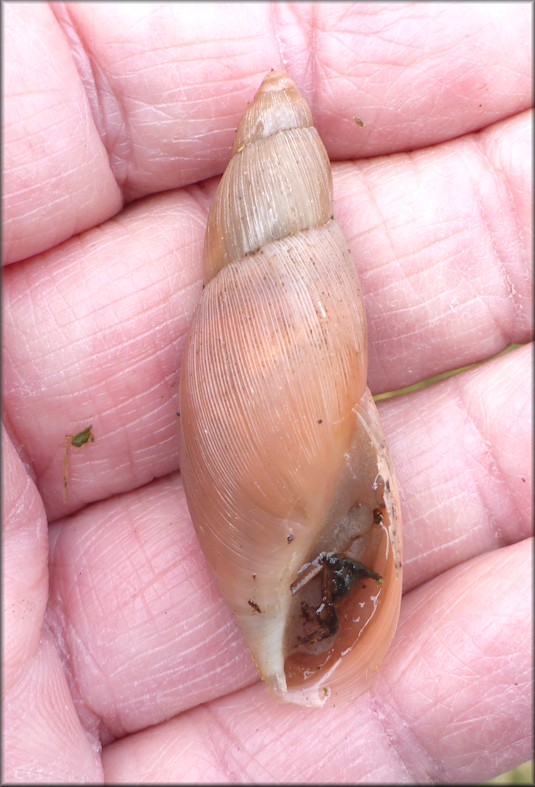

{"left": 63, "top": 425, "right": 95, "bottom": 501}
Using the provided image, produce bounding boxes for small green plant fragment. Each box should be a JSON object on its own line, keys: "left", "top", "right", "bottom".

{"left": 63, "top": 425, "right": 95, "bottom": 501}
{"left": 70, "top": 425, "right": 94, "bottom": 448}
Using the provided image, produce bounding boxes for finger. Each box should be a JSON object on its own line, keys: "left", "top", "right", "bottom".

{"left": 5, "top": 633, "right": 103, "bottom": 783}
{"left": 5, "top": 3, "right": 531, "bottom": 263}
{"left": 3, "top": 426, "right": 48, "bottom": 691}
{"left": 376, "top": 539, "right": 531, "bottom": 784}
{"left": 46, "top": 475, "right": 258, "bottom": 744}
{"left": 2, "top": 427, "right": 102, "bottom": 782}
{"left": 3, "top": 114, "right": 530, "bottom": 515}
{"left": 383, "top": 342, "right": 532, "bottom": 593}
{"left": 45, "top": 347, "right": 531, "bottom": 738}
{"left": 339, "top": 109, "right": 532, "bottom": 392}
{"left": 100, "top": 539, "right": 531, "bottom": 784}
{"left": 54, "top": 1, "right": 532, "bottom": 180}
{"left": 3, "top": 192, "right": 205, "bottom": 519}
{"left": 3, "top": 3, "right": 122, "bottom": 265}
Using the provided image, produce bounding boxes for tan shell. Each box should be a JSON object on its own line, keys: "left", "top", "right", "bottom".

{"left": 179, "top": 71, "right": 402, "bottom": 707}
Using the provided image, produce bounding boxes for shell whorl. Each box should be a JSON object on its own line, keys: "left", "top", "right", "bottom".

{"left": 204, "top": 71, "right": 333, "bottom": 281}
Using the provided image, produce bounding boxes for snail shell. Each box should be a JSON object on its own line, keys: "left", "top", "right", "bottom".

{"left": 179, "top": 71, "right": 402, "bottom": 707}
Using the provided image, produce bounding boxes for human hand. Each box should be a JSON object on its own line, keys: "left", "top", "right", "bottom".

{"left": 3, "top": 2, "right": 532, "bottom": 783}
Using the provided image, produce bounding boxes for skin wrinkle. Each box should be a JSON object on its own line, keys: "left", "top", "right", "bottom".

{"left": 368, "top": 693, "right": 434, "bottom": 784}
{"left": 8, "top": 638, "right": 99, "bottom": 776}
{"left": 383, "top": 392, "right": 485, "bottom": 590}
{"left": 121, "top": 636, "right": 237, "bottom": 734}
{"left": 206, "top": 700, "right": 294, "bottom": 783}
{"left": 52, "top": 11, "right": 276, "bottom": 200}
{"left": 496, "top": 116, "right": 532, "bottom": 240}
{"left": 198, "top": 635, "right": 253, "bottom": 689}
{"left": 44, "top": 603, "right": 104, "bottom": 747}
{"left": 5, "top": 9, "right": 123, "bottom": 262}
{"left": 467, "top": 159, "right": 515, "bottom": 340}
{"left": 270, "top": 2, "right": 289, "bottom": 70}
{"left": 347, "top": 138, "right": 528, "bottom": 386}
{"left": 48, "top": 527, "right": 137, "bottom": 737}
{"left": 9, "top": 184, "right": 75, "bottom": 225}
{"left": 397, "top": 219, "right": 470, "bottom": 264}
{"left": 433, "top": 678, "right": 524, "bottom": 759}
{"left": 377, "top": 564, "right": 502, "bottom": 782}
{"left": 63, "top": 490, "right": 186, "bottom": 604}
{"left": 354, "top": 165, "right": 402, "bottom": 273}
{"left": 478, "top": 128, "right": 530, "bottom": 330}
{"left": 269, "top": 5, "right": 313, "bottom": 103}
{"left": 452, "top": 374, "right": 524, "bottom": 545}
{"left": 9, "top": 99, "right": 68, "bottom": 131}
{"left": 203, "top": 694, "right": 389, "bottom": 783}
{"left": 16, "top": 258, "right": 193, "bottom": 394}
{"left": 52, "top": 4, "right": 131, "bottom": 193}
{"left": 307, "top": 3, "right": 320, "bottom": 102}
{"left": 202, "top": 703, "right": 261, "bottom": 783}
{"left": 409, "top": 526, "right": 472, "bottom": 569}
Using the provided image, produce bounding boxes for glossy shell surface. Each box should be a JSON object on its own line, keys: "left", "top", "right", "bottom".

{"left": 179, "top": 71, "right": 402, "bottom": 707}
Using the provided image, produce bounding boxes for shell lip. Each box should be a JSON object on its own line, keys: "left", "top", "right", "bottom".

{"left": 268, "top": 657, "right": 342, "bottom": 709}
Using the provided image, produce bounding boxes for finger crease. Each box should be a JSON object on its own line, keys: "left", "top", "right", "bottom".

{"left": 51, "top": 4, "right": 131, "bottom": 197}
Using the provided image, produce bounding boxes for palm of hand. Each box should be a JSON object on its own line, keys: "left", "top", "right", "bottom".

{"left": 3, "top": 3, "right": 531, "bottom": 783}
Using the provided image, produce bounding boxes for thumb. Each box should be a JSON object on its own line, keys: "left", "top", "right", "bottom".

{"left": 3, "top": 425, "right": 102, "bottom": 781}
{"left": 3, "top": 424, "right": 48, "bottom": 689}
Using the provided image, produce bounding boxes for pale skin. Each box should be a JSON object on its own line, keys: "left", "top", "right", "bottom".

{"left": 3, "top": 2, "right": 532, "bottom": 783}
